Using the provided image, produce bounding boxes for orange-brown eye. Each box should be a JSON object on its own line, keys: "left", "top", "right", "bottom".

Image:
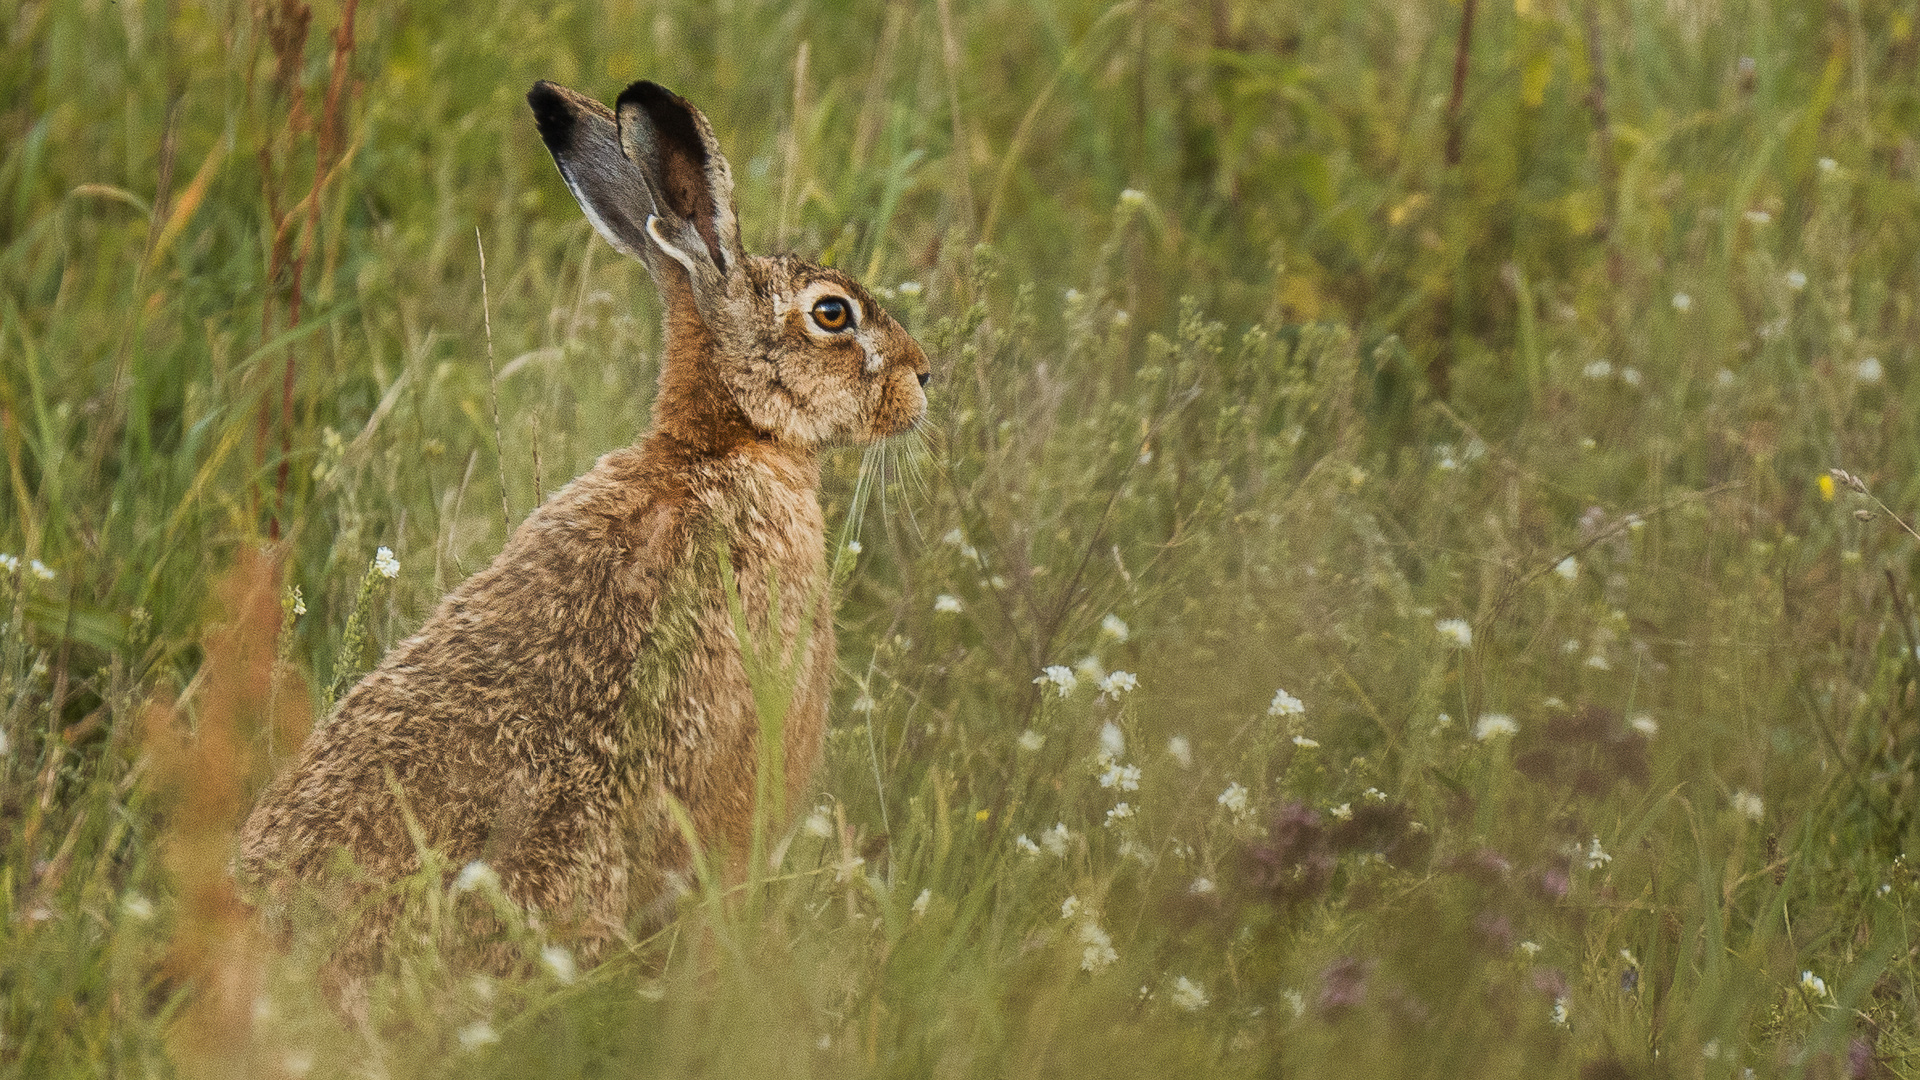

{"left": 810, "top": 296, "right": 853, "bottom": 332}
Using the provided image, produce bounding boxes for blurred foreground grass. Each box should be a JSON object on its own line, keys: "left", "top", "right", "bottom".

{"left": 4, "top": 0, "right": 1920, "bottom": 1075}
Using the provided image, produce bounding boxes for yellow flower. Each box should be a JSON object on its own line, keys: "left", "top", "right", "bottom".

{"left": 1818, "top": 472, "right": 1835, "bottom": 501}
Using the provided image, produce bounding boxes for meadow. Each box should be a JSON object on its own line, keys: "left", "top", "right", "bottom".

{"left": 3, "top": 0, "right": 1919, "bottom": 1075}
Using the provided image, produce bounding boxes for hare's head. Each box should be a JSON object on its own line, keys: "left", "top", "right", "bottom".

{"left": 528, "top": 80, "right": 929, "bottom": 447}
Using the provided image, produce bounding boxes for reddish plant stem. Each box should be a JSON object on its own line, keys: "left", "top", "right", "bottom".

{"left": 1445, "top": 0, "right": 1478, "bottom": 166}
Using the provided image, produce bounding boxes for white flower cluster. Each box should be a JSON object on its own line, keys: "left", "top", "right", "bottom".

{"left": 1217, "top": 782, "right": 1252, "bottom": 823}
{"left": 1097, "top": 758, "right": 1141, "bottom": 792}
{"left": 374, "top": 546, "right": 400, "bottom": 579}
{"left": 934, "top": 594, "right": 964, "bottom": 614}
{"left": 1474, "top": 714, "right": 1518, "bottom": 740}
{"left": 1077, "top": 919, "right": 1118, "bottom": 971}
{"left": 453, "top": 859, "right": 500, "bottom": 893}
{"left": 1034, "top": 665, "right": 1077, "bottom": 698}
{"left": 0, "top": 554, "right": 55, "bottom": 581}
{"left": 1098, "top": 670, "right": 1138, "bottom": 699}
{"left": 1267, "top": 688, "right": 1304, "bottom": 718}
{"left": 1169, "top": 975, "right": 1210, "bottom": 1012}
{"left": 1435, "top": 618, "right": 1473, "bottom": 648}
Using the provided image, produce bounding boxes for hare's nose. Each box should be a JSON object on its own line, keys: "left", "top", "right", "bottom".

{"left": 916, "top": 372, "right": 930, "bottom": 387}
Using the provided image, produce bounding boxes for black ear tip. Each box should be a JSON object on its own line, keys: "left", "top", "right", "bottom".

{"left": 615, "top": 80, "right": 681, "bottom": 115}
{"left": 526, "top": 81, "right": 574, "bottom": 149}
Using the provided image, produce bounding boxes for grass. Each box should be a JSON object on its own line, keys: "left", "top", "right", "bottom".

{"left": 4, "top": 0, "right": 1920, "bottom": 1075}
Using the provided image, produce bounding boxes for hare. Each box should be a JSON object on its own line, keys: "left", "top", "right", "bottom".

{"left": 238, "top": 79, "right": 929, "bottom": 1000}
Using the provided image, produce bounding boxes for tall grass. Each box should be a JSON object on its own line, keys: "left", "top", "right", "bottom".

{"left": 3, "top": 0, "right": 1918, "bottom": 1075}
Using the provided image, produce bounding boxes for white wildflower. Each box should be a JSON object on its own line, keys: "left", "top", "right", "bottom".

{"left": 1435, "top": 618, "right": 1473, "bottom": 648}
{"left": 1363, "top": 787, "right": 1387, "bottom": 802}
{"left": 1585, "top": 653, "right": 1612, "bottom": 670}
{"left": 845, "top": 540, "right": 862, "bottom": 555}
{"left": 1170, "top": 975, "right": 1210, "bottom": 1012}
{"left": 912, "top": 889, "right": 932, "bottom": 918}
{"left": 290, "top": 586, "right": 306, "bottom": 617}
{"left": 1118, "top": 838, "right": 1153, "bottom": 865}
{"left": 1553, "top": 557, "right": 1578, "bottom": 581}
{"left": 1017, "top": 728, "right": 1045, "bottom": 752}
{"left": 1099, "top": 721, "right": 1126, "bottom": 759}
{"left": 1743, "top": 209, "right": 1772, "bottom": 225}
{"left": 0, "top": 554, "right": 17, "bottom": 573}
{"left": 1291, "top": 735, "right": 1319, "bottom": 749}
{"left": 122, "top": 894, "right": 155, "bottom": 922}
{"left": 1112, "top": 309, "right": 1131, "bottom": 328}
{"left": 1584, "top": 837, "right": 1612, "bottom": 870}
{"left": 1217, "top": 782, "right": 1251, "bottom": 820}
{"left": 1075, "top": 654, "right": 1106, "bottom": 682}
{"left": 373, "top": 546, "right": 400, "bottom": 579}
{"left": 1784, "top": 269, "right": 1807, "bottom": 291}
{"left": 1034, "top": 665, "right": 1077, "bottom": 697}
{"left": 1328, "top": 803, "right": 1352, "bottom": 821}
{"left": 1552, "top": 997, "right": 1570, "bottom": 1026}
{"left": 1105, "top": 802, "right": 1135, "bottom": 826}
{"left": 1716, "top": 368, "right": 1735, "bottom": 386}
{"left": 1731, "top": 790, "right": 1764, "bottom": 821}
{"left": 453, "top": 860, "right": 499, "bottom": 893}
{"left": 1015, "top": 833, "right": 1041, "bottom": 856}
{"left": 1267, "top": 688, "right": 1305, "bottom": 718}
{"left": 1517, "top": 940, "right": 1541, "bottom": 958}
{"left": 1474, "top": 714, "right": 1518, "bottom": 740}
{"left": 1041, "top": 823, "right": 1073, "bottom": 858}
{"left": 851, "top": 691, "right": 876, "bottom": 713}
{"left": 1077, "top": 920, "right": 1118, "bottom": 971}
{"left": 941, "top": 528, "right": 966, "bottom": 547}
{"left": 896, "top": 281, "right": 924, "bottom": 297}
{"left": 1098, "top": 760, "right": 1142, "bottom": 792}
{"left": 457, "top": 1021, "right": 500, "bottom": 1050}
{"left": 1118, "top": 188, "right": 1148, "bottom": 208}
{"left": 1818, "top": 156, "right": 1838, "bottom": 173}
{"left": 1166, "top": 735, "right": 1193, "bottom": 768}
{"left": 1619, "top": 366, "right": 1643, "bottom": 387}
{"left": 1433, "top": 712, "right": 1453, "bottom": 731}
{"left": 540, "top": 944, "right": 577, "bottom": 984}
{"left": 1672, "top": 292, "right": 1693, "bottom": 313}
{"left": 1702, "top": 1039, "right": 1722, "bottom": 1060}
{"left": 803, "top": 806, "right": 834, "bottom": 839}
{"left": 1099, "top": 671, "right": 1138, "bottom": 699}
{"left": 1284, "top": 989, "right": 1306, "bottom": 1018}
{"left": 28, "top": 559, "right": 54, "bottom": 581}
{"left": 283, "top": 1049, "right": 317, "bottom": 1076}
{"left": 1800, "top": 970, "right": 1828, "bottom": 997}
{"left": 1189, "top": 877, "right": 1216, "bottom": 895}
{"left": 1856, "top": 356, "right": 1883, "bottom": 383}
{"left": 1100, "top": 613, "right": 1130, "bottom": 642}
{"left": 934, "top": 594, "right": 963, "bottom": 614}
{"left": 1582, "top": 360, "right": 1614, "bottom": 380}
{"left": 1630, "top": 714, "right": 1658, "bottom": 737}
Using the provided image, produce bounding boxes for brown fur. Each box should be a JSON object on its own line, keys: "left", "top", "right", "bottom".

{"left": 237, "top": 80, "right": 929, "bottom": 1002}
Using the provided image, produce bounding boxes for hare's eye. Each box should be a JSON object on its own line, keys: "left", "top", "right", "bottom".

{"left": 810, "top": 296, "right": 854, "bottom": 333}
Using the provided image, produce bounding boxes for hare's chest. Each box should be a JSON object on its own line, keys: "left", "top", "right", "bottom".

{"left": 618, "top": 496, "right": 828, "bottom": 779}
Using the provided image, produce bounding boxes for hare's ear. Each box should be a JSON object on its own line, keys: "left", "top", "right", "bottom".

{"left": 526, "top": 81, "right": 657, "bottom": 263}
{"left": 613, "top": 81, "right": 744, "bottom": 288}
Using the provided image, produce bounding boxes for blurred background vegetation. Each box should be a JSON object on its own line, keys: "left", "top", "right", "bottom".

{"left": 4, "top": 0, "right": 1920, "bottom": 1075}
